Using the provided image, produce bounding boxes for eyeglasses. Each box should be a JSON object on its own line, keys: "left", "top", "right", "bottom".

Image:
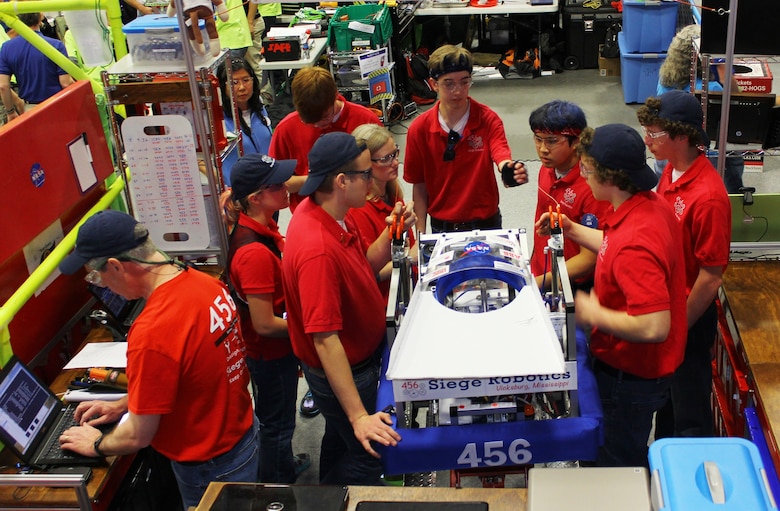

{"left": 533, "top": 134, "right": 566, "bottom": 148}
{"left": 231, "top": 77, "right": 254, "bottom": 87}
{"left": 579, "top": 162, "right": 596, "bottom": 178}
{"left": 344, "top": 169, "right": 373, "bottom": 181}
{"left": 443, "top": 130, "right": 460, "bottom": 162}
{"left": 641, "top": 126, "right": 669, "bottom": 140}
{"left": 439, "top": 77, "right": 472, "bottom": 92}
{"left": 84, "top": 257, "right": 111, "bottom": 287}
{"left": 371, "top": 145, "right": 400, "bottom": 165}
{"left": 84, "top": 269, "right": 105, "bottom": 287}
{"left": 312, "top": 105, "right": 337, "bottom": 128}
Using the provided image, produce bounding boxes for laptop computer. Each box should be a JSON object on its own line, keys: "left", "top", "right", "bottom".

{"left": 88, "top": 283, "right": 145, "bottom": 338}
{"left": 209, "top": 484, "right": 348, "bottom": 511}
{"left": 527, "top": 467, "right": 651, "bottom": 511}
{"left": 0, "top": 356, "right": 102, "bottom": 467}
{"left": 356, "top": 503, "right": 488, "bottom": 511}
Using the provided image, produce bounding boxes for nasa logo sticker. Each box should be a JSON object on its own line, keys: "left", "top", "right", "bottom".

{"left": 30, "top": 163, "right": 45, "bottom": 188}
{"left": 581, "top": 213, "right": 598, "bottom": 229}
{"left": 463, "top": 241, "right": 491, "bottom": 255}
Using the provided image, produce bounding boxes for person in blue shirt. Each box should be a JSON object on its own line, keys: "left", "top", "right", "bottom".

{"left": 218, "top": 57, "right": 272, "bottom": 186}
{"left": 0, "top": 12, "right": 73, "bottom": 121}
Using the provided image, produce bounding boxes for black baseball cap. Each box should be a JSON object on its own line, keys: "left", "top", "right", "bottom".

{"left": 300, "top": 132, "right": 367, "bottom": 196}
{"left": 230, "top": 154, "right": 296, "bottom": 201}
{"left": 60, "top": 210, "right": 148, "bottom": 275}
{"left": 587, "top": 124, "right": 658, "bottom": 191}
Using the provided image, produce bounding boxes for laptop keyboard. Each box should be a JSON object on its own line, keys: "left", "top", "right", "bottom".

{"left": 40, "top": 407, "right": 81, "bottom": 460}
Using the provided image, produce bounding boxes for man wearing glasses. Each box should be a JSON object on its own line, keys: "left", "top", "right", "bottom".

{"left": 529, "top": 100, "right": 610, "bottom": 292}
{"left": 269, "top": 67, "right": 381, "bottom": 212}
{"left": 404, "top": 45, "right": 527, "bottom": 234}
{"left": 282, "top": 132, "right": 413, "bottom": 485}
{"left": 536, "top": 124, "right": 687, "bottom": 467}
{"left": 636, "top": 90, "right": 731, "bottom": 440}
{"left": 57, "top": 210, "right": 258, "bottom": 509}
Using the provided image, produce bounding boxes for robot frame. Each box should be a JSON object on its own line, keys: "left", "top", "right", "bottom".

{"left": 376, "top": 227, "right": 602, "bottom": 475}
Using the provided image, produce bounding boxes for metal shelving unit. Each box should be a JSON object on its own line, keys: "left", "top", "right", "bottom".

{"left": 102, "top": 50, "right": 241, "bottom": 267}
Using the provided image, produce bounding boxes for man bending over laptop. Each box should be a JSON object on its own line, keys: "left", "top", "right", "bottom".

{"left": 57, "top": 210, "right": 258, "bottom": 509}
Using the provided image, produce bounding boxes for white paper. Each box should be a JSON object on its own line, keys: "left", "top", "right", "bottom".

{"left": 68, "top": 133, "right": 98, "bottom": 192}
{"left": 358, "top": 47, "right": 388, "bottom": 78}
{"left": 64, "top": 389, "right": 127, "bottom": 402}
{"left": 347, "top": 20, "right": 375, "bottom": 34}
{"left": 63, "top": 342, "right": 128, "bottom": 369}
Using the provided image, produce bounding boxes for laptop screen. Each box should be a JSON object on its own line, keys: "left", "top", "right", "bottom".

{"left": 0, "top": 357, "right": 61, "bottom": 461}
{"left": 88, "top": 284, "right": 143, "bottom": 325}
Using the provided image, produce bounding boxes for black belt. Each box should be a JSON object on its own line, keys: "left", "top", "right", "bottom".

{"left": 307, "top": 356, "right": 377, "bottom": 378}
{"left": 429, "top": 210, "right": 501, "bottom": 232}
{"left": 592, "top": 358, "right": 660, "bottom": 382}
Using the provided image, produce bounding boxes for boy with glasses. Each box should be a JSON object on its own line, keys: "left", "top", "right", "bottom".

{"left": 282, "top": 132, "right": 413, "bottom": 485}
{"left": 529, "top": 100, "right": 610, "bottom": 291}
{"left": 536, "top": 124, "right": 687, "bottom": 466}
{"left": 403, "top": 45, "right": 527, "bottom": 234}
{"left": 636, "top": 90, "right": 731, "bottom": 439}
{"left": 269, "top": 67, "right": 381, "bottom": 212}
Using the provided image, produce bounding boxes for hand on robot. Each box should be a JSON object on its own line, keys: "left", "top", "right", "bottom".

{"left": 352, "top": 411, "right": 402, "bottom": 459}
{"left": 535, "top": 209, "right": 571, "bottom": 237}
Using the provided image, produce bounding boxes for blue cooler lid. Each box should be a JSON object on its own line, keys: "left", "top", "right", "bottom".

{"left": 649, "top": 437, "right": 777, "bottom": 510}
{"left": 122, "top": 14, "right": 205, "bottom": 34}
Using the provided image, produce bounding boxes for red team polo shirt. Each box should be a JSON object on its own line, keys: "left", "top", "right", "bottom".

{"left": 531, "top": 162, "right": 611, "bottom": 281}
{"left": 346, "top": 197, "right": 416, "bottom": 302}
{"left": 269, "top": 95, "right": 382, "bottom": 212}
{"left": 403, "top": 98, "right": 512, "bottom": 223}
{"left": 282, "top": 197, "right": 386, "bottom": 369}
{"left": 228, "top": 213, "right": 292, "bottom": 361}
{"left": 589, "top": 192, "right": 687, "bottom": 379}
{"left": 655, "top": 153, "right": 731, "bottom": 292}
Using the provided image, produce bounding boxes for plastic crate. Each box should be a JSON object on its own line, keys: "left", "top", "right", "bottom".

{"left": 123, "top": 14, "right": 209, "bottom": 65}
{"left": 619, "top": 32, "right": 666, "bottom": 104}
{"left": 621, "top": 0, "right": 678, "bottom": 53}
{"left": 328, "top": 4, "right": 393, "bottom": 50}
{"left": 649, "top": 438, "right": 777, "bottom": 510}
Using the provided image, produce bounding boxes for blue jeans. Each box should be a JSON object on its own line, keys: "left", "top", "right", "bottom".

{"left": 655, "top": 301, "right": 717, "bottom": 438}
{"left": 593, "top": 360, "right": 671, "bottom": 467}
{"left": 302, "top": 356, "right": 384, "bottom": 485}
{"left": 247, "top": 352, "right": 300, "bottom": 483}
{"left": 170, "top": 416, "right": 260, "bottom": 509}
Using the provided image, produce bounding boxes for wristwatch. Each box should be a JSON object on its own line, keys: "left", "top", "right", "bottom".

{"left": 94, "top": 433, "right": 106, "bottom": 457}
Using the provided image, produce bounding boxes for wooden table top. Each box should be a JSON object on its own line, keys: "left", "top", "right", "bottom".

{"left": 721, "top": 261, "right": 780, "bottom": 364}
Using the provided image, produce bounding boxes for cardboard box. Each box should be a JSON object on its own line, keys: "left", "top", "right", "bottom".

{"left": 734, "top": 59, "right": 773, "bottom": 94}
{"left": 599, "top": 46, "right": 621, "bottom": 76}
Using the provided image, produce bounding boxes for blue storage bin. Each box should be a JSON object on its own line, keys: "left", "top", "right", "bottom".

{"left": 622, "top": 0, "right": 678, "bottom": 53}
{"left": 619, "top": 32, "right": 666, "bottom": 104}
{"left": 649, "top": 437, "right": 778, "bottom": 511}
{"left": 123, "top": 14, "right": 210, "bottom": 65}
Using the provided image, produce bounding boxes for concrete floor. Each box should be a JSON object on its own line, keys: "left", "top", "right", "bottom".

{"left": 286, "top": 65, "right": 780, "bottom": 486}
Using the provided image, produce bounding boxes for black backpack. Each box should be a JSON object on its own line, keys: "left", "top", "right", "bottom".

{"left": 404, "top": 53, "right": 437, "bottom": 105}
{"left": 601, "top": 21, "right": 622, "bottom": 59}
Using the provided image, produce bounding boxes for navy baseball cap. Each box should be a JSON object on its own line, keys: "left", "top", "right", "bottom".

{"left": 230, "top": 154, "right": 296, "bottom": 201}
{"left": 59, "top": 210, "right": 148, "bottom": 275}
{"left": 654, "top": 90, "right": 710, "bottom": 146}
{"left": 588, "top": 124, "right": 658, "bottom": 191}
{"left": 300, "top": 132, "right": 367, "bottom": 196}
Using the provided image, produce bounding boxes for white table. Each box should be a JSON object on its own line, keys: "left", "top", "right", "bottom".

{"left": 414, "top": 0, "right": 558, "bottom": 16}
{"left": 413, "top": 0, "right": 559, "bottom": 57}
